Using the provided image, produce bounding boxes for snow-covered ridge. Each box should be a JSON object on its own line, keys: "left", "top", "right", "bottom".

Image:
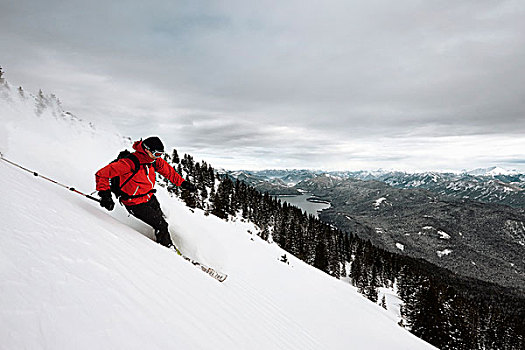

{"left": 232, "top": 167, "right": 525, "bottom": 208}
{"left": 0, "top": 76, "right": 434, "bottom": 349}
{"left": 466, "top": 166, "right": 519, "bottom": 176}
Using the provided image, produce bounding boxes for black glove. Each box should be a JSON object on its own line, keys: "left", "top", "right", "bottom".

{"left": 181, "top": 180, "right": 197, "bottom": 192}
{"left": 98, "top": 190, "right": 115, "bottom": 211}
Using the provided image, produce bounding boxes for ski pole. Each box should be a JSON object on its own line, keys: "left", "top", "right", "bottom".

{"left": 0, "top": 152, "right": 101, "bottom": 203}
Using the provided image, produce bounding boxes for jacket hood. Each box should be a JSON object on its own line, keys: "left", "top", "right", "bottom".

{"left": 132, "top": 140, "right": 155, "bottom": 163}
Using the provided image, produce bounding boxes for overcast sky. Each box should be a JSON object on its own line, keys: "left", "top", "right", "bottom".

{"left": 2, "top": 0, "right": 524, "bottom": 171}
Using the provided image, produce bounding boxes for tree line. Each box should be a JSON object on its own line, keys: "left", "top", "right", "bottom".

{"left": 161, "top": 150, "right": 524, "bottom": 350}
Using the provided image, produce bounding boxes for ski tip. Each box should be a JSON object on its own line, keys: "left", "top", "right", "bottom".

{"left": 204, "top": 267, "right": 228, "bottom": 282}
{"left": 216, "top": 274, "right": 228, "bottom": 283}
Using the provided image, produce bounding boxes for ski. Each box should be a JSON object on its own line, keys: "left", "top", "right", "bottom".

{"left": 171, "top": 246, "right": 227, "bottom": 282}
{"left": 182, "top": 255, "right": 228, "bottom": 282}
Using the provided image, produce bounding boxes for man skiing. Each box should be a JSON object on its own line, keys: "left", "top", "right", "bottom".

{"left": 95, "top": 136, "right": 196, "bottom": 249}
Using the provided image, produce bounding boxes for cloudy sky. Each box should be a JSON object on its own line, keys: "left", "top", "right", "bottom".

{"left": 2, "top": 0, "right": 524, "bottom": 171}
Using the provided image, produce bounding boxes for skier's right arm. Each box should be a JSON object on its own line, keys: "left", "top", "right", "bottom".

{"left": 95, "top": 159, "right": 134, "bottom": 192}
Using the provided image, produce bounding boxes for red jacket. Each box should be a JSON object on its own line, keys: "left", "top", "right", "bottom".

{"left": 96, "top": 140, "right": 185, "bottom": 206}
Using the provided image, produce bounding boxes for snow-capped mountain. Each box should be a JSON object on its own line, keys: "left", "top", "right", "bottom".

{"left": 223, "top": 170, "right": 303, "bottom": 195}
{"left": 0, "top": 74, "right": 435, "bottom": 349}
{"left": 467, "top": 166, "right": 519, "bottom": 176}
{"left": 349, "top": 171, "right": 525, "bottom": 208}
{"left": 226, "top": 169, "right": 318, "bottom": 190}
{"left": 229, "top": 168, "right": 525, "bottom": 207}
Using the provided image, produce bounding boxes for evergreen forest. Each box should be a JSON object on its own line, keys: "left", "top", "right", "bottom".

{"left": 161, "top": 150, "right": 524, "bottom": 350}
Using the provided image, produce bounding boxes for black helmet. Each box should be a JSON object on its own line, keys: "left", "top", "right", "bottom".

{"left": 142, "top": 136, "right": 165, "bottom": 155}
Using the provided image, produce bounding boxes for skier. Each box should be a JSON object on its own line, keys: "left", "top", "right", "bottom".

{"left": 95, "top": 136, "right": 197, "bottom": 249}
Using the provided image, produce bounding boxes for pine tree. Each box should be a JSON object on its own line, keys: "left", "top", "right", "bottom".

{"left": 364, "top": 264, "right": 379, "bottom": 303}
{"left": 313, "top": 232, "right": 329, "bottom": 273}
{"left": 211, "top": 183, "right": 227, "bottom": 219}
{"left": 171, "top": 149, "right": 180, "bottom": 164}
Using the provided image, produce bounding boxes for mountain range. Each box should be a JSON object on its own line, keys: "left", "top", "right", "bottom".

{"left": 227, "top": 168, "right": 525, "bottom": 207}
{"left": 227, "top": 169, "right": 525, "bottom": 291}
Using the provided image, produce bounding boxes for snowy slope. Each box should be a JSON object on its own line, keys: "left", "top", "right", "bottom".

{"left": 0, "top": 85, "right": 434, "bottom": 349}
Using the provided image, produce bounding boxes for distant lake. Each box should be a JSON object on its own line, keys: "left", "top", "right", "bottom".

{"left": 274, "top": 193, "right": 331, "bottom": 218}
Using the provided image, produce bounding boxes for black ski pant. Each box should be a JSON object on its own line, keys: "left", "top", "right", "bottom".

{"left": 125, "top": 195, "right": 173, "bottom": 247}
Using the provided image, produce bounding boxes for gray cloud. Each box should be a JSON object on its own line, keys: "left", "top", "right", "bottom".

{"left": 1, "top": 0, "right": 524, "bottom": 171}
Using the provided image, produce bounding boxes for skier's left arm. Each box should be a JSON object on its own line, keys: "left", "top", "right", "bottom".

{"left": 154, "top": 158, "right": 186, "bottom": 187}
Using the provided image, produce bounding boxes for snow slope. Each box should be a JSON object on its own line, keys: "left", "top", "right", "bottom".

{"left": 0, "top": 85, "right": 434, "bottom": 349}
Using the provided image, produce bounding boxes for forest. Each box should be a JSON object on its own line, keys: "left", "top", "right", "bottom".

{"left": 162, "top": 150, "right": 524, "bottom": 350}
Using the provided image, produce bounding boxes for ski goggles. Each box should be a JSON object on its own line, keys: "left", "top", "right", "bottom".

{"left": 143, "top": 145, "right": 165, "bottom": 157}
